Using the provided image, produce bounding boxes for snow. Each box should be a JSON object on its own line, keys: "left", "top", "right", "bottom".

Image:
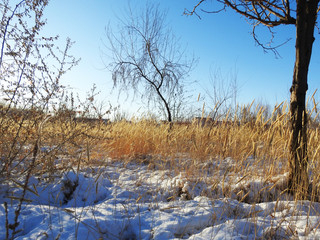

{"left": 1, "top": 160, "right": 320, "bottom": 240}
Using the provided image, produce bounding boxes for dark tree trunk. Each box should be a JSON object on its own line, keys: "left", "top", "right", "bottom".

{"left": 288, "top": 0, "right": 318, "bottom": 199}
{"left": 162, "top": 94, "right": 172, "bottom": 123}
{"left": 155, "top": 87, "right": 172, "bottom": 122}
{"left": 166, "top": 105, "right": 173, "bottom": 123}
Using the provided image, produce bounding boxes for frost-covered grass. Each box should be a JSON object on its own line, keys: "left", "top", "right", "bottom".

{"left": 2, "top": 103, "right": 320, "bottom": 239}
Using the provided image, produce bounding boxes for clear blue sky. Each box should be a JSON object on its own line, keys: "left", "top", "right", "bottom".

{"left": 43, "top": 0, "right": 320, "bottom": 116}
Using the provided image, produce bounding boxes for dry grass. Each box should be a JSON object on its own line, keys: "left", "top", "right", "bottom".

{"left": 98, "top": 103, "right": 320, "bottom": 202}
{"left": 2, "top": 103, "right": 320, "bottom": 239}
{"left": 0, "top": 110, "right": 106, "bottom": 179}
{"left": 1, "top": 102, "right": 320, "bottom": 203}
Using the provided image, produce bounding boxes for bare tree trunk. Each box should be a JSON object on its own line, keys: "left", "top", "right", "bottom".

{"left": 152, "top": 84, "right": 172, "bottom": 122}
{"left": 288, "top": 0, "right": 318, "bottom": 199}
{"left": 161, "top": 94, "right": 173, "bottom": 123}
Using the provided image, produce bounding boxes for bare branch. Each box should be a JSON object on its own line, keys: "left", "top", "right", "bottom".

{"left": 201, "top": 5, "right": 226, "bottom": 14}
{"left": 105, "top": 3, "right": 195, "bottom": 121}
{"left": 184, "top": 0, "right": 206, "bottom": 18}
{"left": 224, "top": 0, "right": 295, "bottom": 26}
{"left": 284, "top": 0, "right": 291, "bottom": 17}
{"left": 186, "top": 0, "right": 297, "bottom": 54}
{"left": 252, "top": 24, "right": 291, "bottom": 57}
{"left": 0, "top": 0, "right": 26, "bottom": 69}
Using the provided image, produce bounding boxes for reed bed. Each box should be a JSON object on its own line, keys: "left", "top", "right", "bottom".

{"left": 2, "top": 103, "right": 320, "bottom": 239}
{"left": 100, "top": 103, "right": 320, "bottom": 202}
{"left": 1, "top": 102, "right": 320, "bottom": 202}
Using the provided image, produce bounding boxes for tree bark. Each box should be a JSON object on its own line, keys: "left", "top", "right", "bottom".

{"left": 156, "top": 87, "right": 172, "bottom": 122}
{"left": 288, "top": 0, "right": 318, "bottom": 199}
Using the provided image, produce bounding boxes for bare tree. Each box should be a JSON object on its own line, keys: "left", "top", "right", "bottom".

{"left": 204, "top": 67, "right": 238, "bottom": 121}
{"left": 186, "top": 0, "right": 319, "bottom": 199}
{"left": 104, "top": 3, "right": 195, "bottom": 122}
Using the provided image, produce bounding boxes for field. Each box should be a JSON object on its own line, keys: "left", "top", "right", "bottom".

{"left": 1, "top": 103, "right": 320, "bottom": 239}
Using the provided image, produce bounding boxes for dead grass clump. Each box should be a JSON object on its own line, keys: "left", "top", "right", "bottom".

{"left": 97, "top": 102, "right": 320, "bottom": 202}
{"left": 105, "top": 120, "right": 161, "bottom": 161}
{"left": 4, "top": 100, "right": 320, "bottom": 203}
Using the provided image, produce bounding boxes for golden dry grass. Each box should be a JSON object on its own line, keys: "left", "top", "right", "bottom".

{"left": 3, "top": 104, "right": 320, "bottom": 240}
{"left": 2, "top": 102, "right": 320, "bottom": 202}
{"left": 96, "top": 103, "right": 320, "bottom": 202}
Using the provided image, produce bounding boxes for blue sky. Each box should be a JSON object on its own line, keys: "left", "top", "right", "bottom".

{"left": 43, "top": 0, "right": 320, "bottom": 116}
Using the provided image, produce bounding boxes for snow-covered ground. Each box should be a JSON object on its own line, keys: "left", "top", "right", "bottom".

{"left": 1, "top": 160, "right": 320, "bottom": 240}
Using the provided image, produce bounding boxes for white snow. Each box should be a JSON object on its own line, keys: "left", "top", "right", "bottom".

{"left": 1, "top": 160, "right": 320, "bottom": 239}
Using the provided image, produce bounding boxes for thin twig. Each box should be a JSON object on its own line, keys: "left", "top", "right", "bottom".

{"left": 0, "top": 0, "right": 26, "bottom": 69}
